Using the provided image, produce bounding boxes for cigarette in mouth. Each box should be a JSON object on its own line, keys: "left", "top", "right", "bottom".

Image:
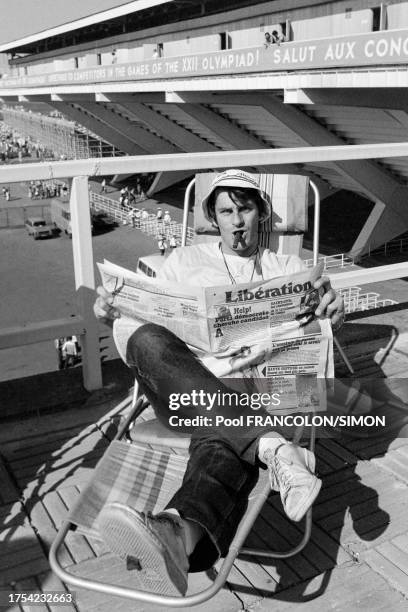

{"left": 233, "top": 231, "right": 245, "bottom": 249}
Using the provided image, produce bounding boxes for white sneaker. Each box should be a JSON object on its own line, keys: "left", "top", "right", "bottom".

{"left": 97, "top": 503, "right": 189, "bottom": 596}
{"left": 261, "top": 443, "right": 321, "bottom": 522}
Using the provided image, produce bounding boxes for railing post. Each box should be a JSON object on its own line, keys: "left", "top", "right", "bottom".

{"left": 69, "top": 176, "right": 103, "bottom": 391}
{"left": 182, "top": 178, "right": 195, "bottom": 247}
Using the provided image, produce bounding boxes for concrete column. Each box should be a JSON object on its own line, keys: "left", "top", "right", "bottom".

{"left": 349, "top": 200, "right": 386, "bottom": 260}
{"left": 70, "top": 176, "right": 103, "bottom": 390}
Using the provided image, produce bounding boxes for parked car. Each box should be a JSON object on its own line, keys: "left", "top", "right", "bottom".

{"left": 91, "top": 210, "right": 117, "bottom": 232}
{"left": 25, "top": 217, "right": 54, "bottom": 239}
{"left": 135, "top": 254, "right": 167, "bottom": 278}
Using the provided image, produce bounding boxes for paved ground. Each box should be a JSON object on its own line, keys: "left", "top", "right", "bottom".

{"left": 0, "top": 179, "right": 178, "bottom": 382}
{"left": 0, "top": 222, "right": 158, "bottom": 382}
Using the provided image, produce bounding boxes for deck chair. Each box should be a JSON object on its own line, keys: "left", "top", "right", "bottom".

{"left": 49, "top": 172, "right": 322, "bottom": 607}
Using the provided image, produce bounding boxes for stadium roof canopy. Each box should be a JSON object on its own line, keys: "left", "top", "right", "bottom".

{"left": 0, "top": 0, "right": 175, "bottom": 52}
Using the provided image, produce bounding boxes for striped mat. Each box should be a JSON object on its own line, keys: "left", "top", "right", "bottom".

{"left": 68, "top": 440, "right": 188, "bottom": 541}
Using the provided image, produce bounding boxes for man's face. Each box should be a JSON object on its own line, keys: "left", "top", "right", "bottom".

{"left": 214, "top": 189, "right": 260, "bottom": 256}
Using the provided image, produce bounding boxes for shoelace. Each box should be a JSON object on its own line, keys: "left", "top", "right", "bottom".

{"left": 272, "top": 454, "right": 294, "bottom": 492}
{"left": 264, "top": 448, "right": 294, "bottom": 491}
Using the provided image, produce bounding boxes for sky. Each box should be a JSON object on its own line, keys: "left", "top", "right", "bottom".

{"left": 0, "top": 0, "right": 135, "bottom": 46}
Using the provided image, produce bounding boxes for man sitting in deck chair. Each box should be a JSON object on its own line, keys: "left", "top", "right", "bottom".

{"left": 94, "top": 169, "right": 345, "bottom": 596}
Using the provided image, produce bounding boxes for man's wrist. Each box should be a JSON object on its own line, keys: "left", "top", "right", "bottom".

{"left": 331, "top": 311, "right": 345, "bottom": 332}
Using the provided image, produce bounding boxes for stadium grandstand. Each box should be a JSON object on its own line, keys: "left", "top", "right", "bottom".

{"left": 2, "top": 0, "right": 408, "bottom": 256}
{"left": 1, "top": 106, "right": 125, "bottom": 159}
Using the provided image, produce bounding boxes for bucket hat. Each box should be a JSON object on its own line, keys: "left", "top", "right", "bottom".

{"left": 201, "top": 169, "right": 271, "bottom": 223}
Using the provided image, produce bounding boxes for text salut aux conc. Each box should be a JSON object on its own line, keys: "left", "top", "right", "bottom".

{"left": 138, "top": 35, "right": 408, "bottom": 77}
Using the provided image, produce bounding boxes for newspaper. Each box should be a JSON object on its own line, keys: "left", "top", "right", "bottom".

{"left": 98, "top": 260, "right": 333, "bottom": 413}
{"left": 98, "top": 260, "right": 208, "bottom": 349}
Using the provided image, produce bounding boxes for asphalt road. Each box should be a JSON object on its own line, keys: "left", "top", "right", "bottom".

{"left": 0, "top": 175, "right": 193, "bottom": 382}
{"left": 0, "top": 206, "right": 159, "bottom": 382}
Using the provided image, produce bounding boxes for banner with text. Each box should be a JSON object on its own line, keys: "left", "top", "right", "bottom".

{"left": 2, "top": 29, "right": 408, "bottom": 89}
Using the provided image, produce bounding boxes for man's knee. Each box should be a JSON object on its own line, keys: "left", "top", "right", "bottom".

{"left": 126, "top": 323, "right": 179, "bottom": 366}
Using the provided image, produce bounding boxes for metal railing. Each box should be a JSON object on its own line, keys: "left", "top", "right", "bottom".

{"left": 339, "top": 286, "right": 398, "bottom": 314}
{"left": 90, "top": 192, "right": 195, "bottom": 243}
{"left": 1, "top": 144, "right": 408, "bottom": 391}
{"left": 344, "top": 291, "right": 398, "bottom": 314}
{"left": 365, "top": 235, "right": 408, "bottom": 257}
{"left": 303, "top": 253, "right": 354, "bottom": 270}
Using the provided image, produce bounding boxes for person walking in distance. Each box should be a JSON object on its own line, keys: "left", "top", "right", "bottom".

{"left": 158, "top": 233, "right": 167, "bottom": 256}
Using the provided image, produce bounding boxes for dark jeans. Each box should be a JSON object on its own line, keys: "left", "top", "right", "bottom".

{"left": 126, "top": 323, "right": 275, "bottom": 571}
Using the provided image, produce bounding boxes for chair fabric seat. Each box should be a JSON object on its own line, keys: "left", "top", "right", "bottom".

{"left": 68, "top": 439, "right": 188, "bottom": 541}
{"left": 130, "top": 419, "right": 191, "bottom": 450}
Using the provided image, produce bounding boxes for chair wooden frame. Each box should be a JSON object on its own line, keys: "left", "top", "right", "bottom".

{"left": 49, "top": 173, "right": 332, "bottom": 606}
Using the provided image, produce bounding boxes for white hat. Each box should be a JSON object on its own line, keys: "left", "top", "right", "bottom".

{"left": 201, "top": 169, "right": 271, "bottom": 223}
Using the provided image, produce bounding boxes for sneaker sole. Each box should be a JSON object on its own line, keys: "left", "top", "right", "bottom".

{"left": 98, "top": 503, "right": 186, "bottom": 596}
{"left": 290, "top": 447, "right": 321, "bottom": 522}
{"left": 289, "top": 471, "right": 322, "bottom": 522}
{"left": 303, "top": 447, "right": 316, "bottom": 473}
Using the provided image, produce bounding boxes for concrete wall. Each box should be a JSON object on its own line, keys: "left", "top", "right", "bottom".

{"left": 291, "top": 9, "right": 373, "bottom": 40}
{"left": 387, "top": 2, "right": 408, "bottom": 29}
{"left": 54, "top": 57, "right": 76, "bottom": 71}
{"left": 163, "top": 33, "right": 221, "bottom": 56}
{"left": 27, "top": 59, "right": 54, "bottom": 74}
